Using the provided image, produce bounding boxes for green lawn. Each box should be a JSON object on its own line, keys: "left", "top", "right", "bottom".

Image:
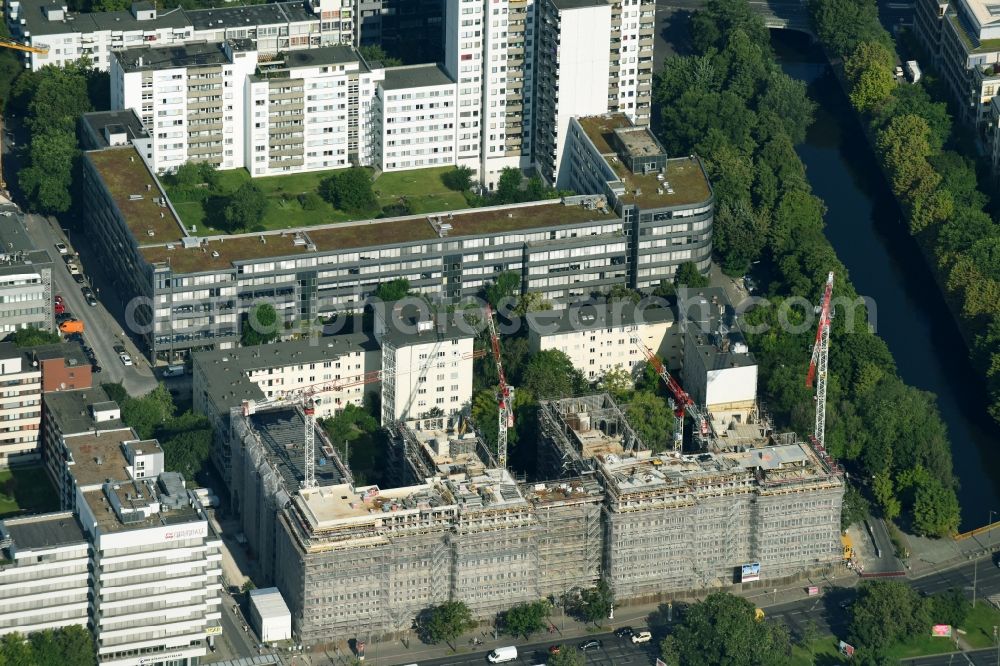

{"left": 167, "top": 165, "right": 467, "bottom": 235}
{"left": 959, "top": 602, "right": 1000, "bottom": 649}
{"left": 790, "top": 638, "right": 847, "bottom": 665}
{"left": 0, "top": 466, "right": 59, "bottom": 518}
{"left": 883, "top": 633, "right": 957, "bottom": 661}
{"left": 373, "top": 166, "right": 468, "bottom": 214}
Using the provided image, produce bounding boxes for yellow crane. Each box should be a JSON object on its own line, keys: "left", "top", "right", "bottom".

{"left": 0, "top": 37, "right": 49, "bottom": 191}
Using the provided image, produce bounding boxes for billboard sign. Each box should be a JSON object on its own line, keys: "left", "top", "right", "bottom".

{"left": 838, "top": 641, "right": 855, "bottom": 658}
{"left": 931, "top": 624, "right": 953, "bottom": 638}
{"left": 740, "top": 562, "right": 761, "bottom": 583}
{"left": 807, "top": 586, "right": 819, "bottom": 596}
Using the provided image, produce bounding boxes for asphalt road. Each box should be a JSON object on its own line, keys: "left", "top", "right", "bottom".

{"left": 415, "top": 632, "right": 656, "bottom": 666}
{"left": 15, "top": 209, "right": 157, "bottom": 395}
{"left": 904, "top": 648, "right": 1000, "bottom": 665}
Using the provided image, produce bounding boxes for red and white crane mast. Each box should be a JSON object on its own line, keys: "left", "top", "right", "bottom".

{"left": 806, "top": 271, "right": 835, "bottom": 449}
{"left": 485, "top": 305, "right": 513, "bottom": 469}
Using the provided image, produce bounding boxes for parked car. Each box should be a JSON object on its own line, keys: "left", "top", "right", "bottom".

{"left": 73, "top": 273, "right": 85, "bottom": 284}
{"left": 119, "top": 352, "right": 132, "bottom": 367}
{"left": 59, "top": 319, "right": 84, "bottom": 334}
{"left": 82, "top": 286, "right": 97, "bottom": 307}
{"left": 54, "top": 242, "right": 68, "bottom": 255}
{"left": 56, "top": 312, "right": 73, "bottom": 323}
{"left": 54, "top": 295, "right": 64, "bottom": 315}
{"left": 614, "top": 627, "right": 634, "bottom": 639}
{"left": 487, "top": 646, "right": 518, "bottom": 663}
{"left": 62, "top": 254, "right": 76, "bottom": 265}
{"left": 113, "top": 344, "right": 126, "bottom": 355}
{"left": 631, "top": 631, "right": 652, "bottom": 644}
{"left": 66, "top": 332, "right": 84, "bottom": 345}
{"left": 578, "top": 639, "right": 602, "bottom": 652}
{"left": 91, "top": 364, "right": 102, "bottom": 374}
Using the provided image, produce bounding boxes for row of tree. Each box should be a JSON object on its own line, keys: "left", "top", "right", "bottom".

{"left": 104, "top": 383, "right": 212, "bottom": 483}
{"left": 811, "top": 0, "right": 1000, "bottom": 424}
{"left": 659, "top": 0, "right": 959, "bottom": 535}
{"left": 0, "top": 625, "right": 95, "bottom": 665}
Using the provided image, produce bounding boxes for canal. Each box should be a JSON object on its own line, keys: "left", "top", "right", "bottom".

{"left": 773, "top": 32, "right": 1000, "bottom": 531}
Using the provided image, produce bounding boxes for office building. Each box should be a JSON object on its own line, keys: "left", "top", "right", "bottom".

{"left": 527, "top": 301, "right": 675, "bottom": 381}
{"left": 0, "top": 212, "right": 54, "bottom": 336}
{"left": 30, "top": 343, "right": 93, "bottom": 393}
{"left": 561, "top": 114, "right": 713, "bottom": 286}
{"left": 79, "top": 141, "right": 712, "bottom": 362}
{"left": 0, "top": 343, "right": 43, "bottom": 467}
{"left": 0, "top": 512, "right": 91, "bottom": 638}
{"left": 914, "top": 0, "right": 1000, "bottom": 138}
{"left": 7, "top": 0, "right": 350, "bottom": 72}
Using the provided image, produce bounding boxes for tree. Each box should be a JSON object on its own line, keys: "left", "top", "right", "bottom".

{"left": 357, "top": 44, "right": 402, "bottom": 67}
{"left": 319, "top": 167, "right": 377, "bottom": 214}
{"left": 928, "top": 588, "right": 970, "bottom": 628}
{"left": 849, "top": 580, "right": 929, "bottom": 654}
{"left": 690, "top": 0, "right": 770, "bottom": 53}
{"left": 156, "top": 412, "right": 212, "bottom": 482}
{"left": 495, "top": 167, "right": 523, "bottom": 204}
{"left": 522, "top": 350, "right": 586, "bottom": 399}
{"left": 600, "top": 367, "right": 634, "bottom": 402}
{"left": 513, "top": 291, "right": 553, "bottom": 316}
{"left": 441, "top": 166, "right": 475, "bottom": 192}
{"left": 503, "top": 600, "right": 549, "bottom": 638}
{"left": 911, "top": 476, "right": 960, "bottom": 537}
{"left": 575, "top": 581, "right": 613, "bottom": 624}
{"left": 758, "top": 71, "right": 815, "bottom": 144}
{"left": 115, "top": 383, "right": 175, "bottom": 440}
{"left": 374, "top": 278, "right": 411, "bottom": 302}
{"left": 223, "top": 182, "right": 268, "bottom": 232}
{"left": 660, "top": 592, "right": 792, "bottom": 666}
{"left": 485, "top": 271, "right": 521, "bottom": 308}
{"left": 625, "top": 391, "right": 675, "bottom": 453}
{"left": 841, "top": 484, "right": 870, "bottom": 530}
{"left": 674, "top": 261, "right": 709, "bottom": 288}
{"left": 713, "top": 199, "right": 766, "bottom": 276}
{"left": 548, "top": 647, "right": 584, "bottom": 666}
{"left": 6, "top": 327, "right": 62, "bottom": 347}
{"left": 19, "top": 130, "right": 78, "bottom": 213}
{"left": 242, "top": 303, "right": 279, "bottom": 346}
{"left": 421, "top": 601, "right": 477, "bottom": 645}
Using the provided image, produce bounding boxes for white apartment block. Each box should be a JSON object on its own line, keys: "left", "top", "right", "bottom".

{"left": 7, "top": 0, "right": 353, "bottom": 72}
{"left": 77, "top": 474, "right": 223, "bottom": 666}
{"left": 0, "top": 513, "right": 91, "bottom": 638}
{"left": 112, "top": 41, "right": 257, "bottom": 173}
{"left": 0, "top": 214, "right": 54, "bottom": 336}
{"left": 375, "top": 64, "right": 458, "bottom": 172}
{"left": 247, "top": 45, "right": 383, "bottom": 176}
{"left": 375, "top": 307, "right": 475, "bottom": 425}
{"left": 528, "top": 304, "right": 673, "bottom": 381}
{"left": 112, "top": 41, "right": 386, "bottom": 176}
{"left": 0, "top": 343, "right": 42, "bottom": 467}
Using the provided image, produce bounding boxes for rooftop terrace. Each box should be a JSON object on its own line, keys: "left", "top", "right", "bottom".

{"left": 576, "top": 114, "right": 712, "bottom": 209}
{"left": 139, "top": 199, "right": 618, "bottom": 274}
{"left": 87, "top": 147, "right": 186, "bottom": 245}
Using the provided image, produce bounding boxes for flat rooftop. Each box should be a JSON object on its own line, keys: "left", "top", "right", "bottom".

{"left": 186, "top": 1, "right": 311, "bottom": 31}
{"left": 44, "top": 386, "right": 123, "bottom": 436}
{"left": 64, "top": 429, "right": 141, "bottom": 488}
{"left": 1, "top": 512, "right": 86, "bottom": 553}
{"left": 250, "top": 588, "right": 291, "bottom": 620}
{"left": 378, "top": 303, "right": 477, "bottom": 348}
{"left": 17, "top": 0, "right": 190, "bottom": 37}
{"left": 382, "top": 64, "right": 454, "bottom": 90}
{"left": 0, "top": 212, "right": 51, "bottom": 268}
{"left": 599, "top": 443, "right": 835, "bottom": 496}
{"left": 681, "top": 287, "right": 756, "bottom": 369}
{"left": 86, "top": 147, "right": 186, "bottom": 245}
{"left": 281, "top": 45, "right": 363, "bottom": 69}
{"left": 83, "top": 483, "right": 202, "bottom": 534}
{"left": 193, "top": 332, "right": 376, "bottom": 412}
{"left": 527, "top": 301, "right": 674, "bottom": 336}
{"left": 115, "top": 41, "right": 230, "bottom": 72}
{"left": 408, "top": 426, "right": 489, "bottom": 476}
{"left": 576, "top": 114, "right": 712, "bottom": 209}
{"left": 297, "top": 480, "right": 454, "bottom": 527}
{"left": 139, "top": 199, "right": 618, "bottom": 274}
{"left": 30, "top": 342, "right": 90, "bottom": 369}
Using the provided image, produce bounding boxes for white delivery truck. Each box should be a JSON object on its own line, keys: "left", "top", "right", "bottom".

{"left": 487, "top": 646, "right": 518, "bottom": 663}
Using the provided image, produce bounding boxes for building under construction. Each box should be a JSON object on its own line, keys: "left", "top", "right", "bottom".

{"left": 537, "top": 396, "right": 843, "bottom": 601}
{"left": 220, "top": 390, "right": 842, "bottom": 644}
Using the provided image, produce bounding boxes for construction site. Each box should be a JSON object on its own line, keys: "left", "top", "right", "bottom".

{"left": 207, "top": 279, "right": 847, "bottom": 644}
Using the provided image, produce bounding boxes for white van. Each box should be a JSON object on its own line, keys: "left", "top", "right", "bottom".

{"left": 163, "top": 365, "right": 185, "bottom": 377}
{"left": 487, "top": 646, "right": 518, "bottom": 663}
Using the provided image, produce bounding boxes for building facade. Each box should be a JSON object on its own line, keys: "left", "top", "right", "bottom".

{"left": 374, "top": 64, "right": 458, "bottom": 172}
{"left": 0, "top": 212, "right": 54, "bottom": 336}
{"left": 80, "top": 142, "right": 712, "bottom": 362}
{"left": 0, "top": 343, "right": 43, "bottom": 467}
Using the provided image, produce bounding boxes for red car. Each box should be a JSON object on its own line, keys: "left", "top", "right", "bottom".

{"left": 549, "top": 645, "right": 561, "bottom": 655}
{"left": 54, "top": 295, "right": 64, "bottom": 315}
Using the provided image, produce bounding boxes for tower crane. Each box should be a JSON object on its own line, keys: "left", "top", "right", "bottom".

{"left": 241, "top": 347, "right": 486, "bottom": 489}
{"left": 806, "top": 271, "right": 835, "bottom": 449}
{"left": 636, "top": 343, "right": 709, "bottom": 451}
{"left": 484, "top": 305, "right": 513, "bottom": 469}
